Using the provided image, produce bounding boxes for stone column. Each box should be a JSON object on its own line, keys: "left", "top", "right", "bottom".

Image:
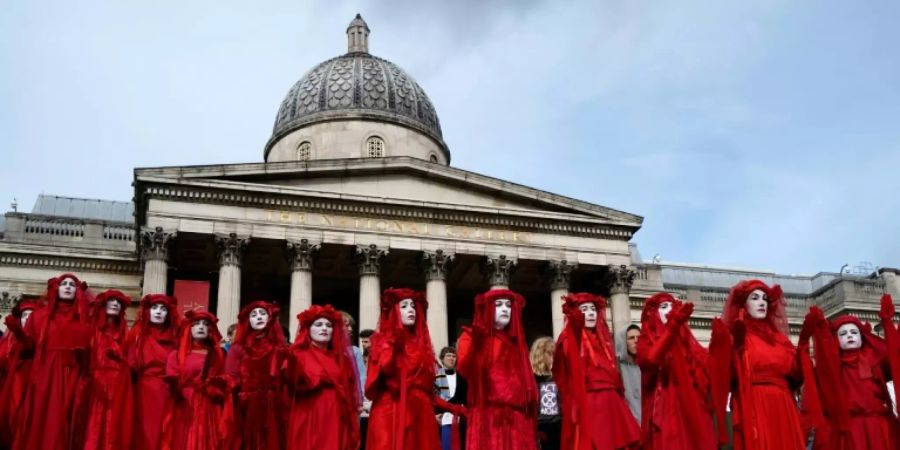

{"left": 484, "top": 255, "right": 517, "bottom": 290}
{"left": 607, "top": 264, "right": 636, "bottom": 337}
{"left": 355, "top": 244, "right": 387, "bottom": 333}
{"left": 286, "top": 239, "right": 320, "bottom": 340}
{"left": 215, "top": 233, "right": 249, "bottom": 336}
{"left": 423, "top": 250, "right": 454, "bottom": 351}
{"left": 140, "top": 226, "right": 177, "bottom": 296}
{"left": 546, "top": 260, "right": 576, "bottom": 339}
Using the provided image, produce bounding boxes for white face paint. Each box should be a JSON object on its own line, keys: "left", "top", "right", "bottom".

{"left": 837, "top": 323, "right": 862, "bottom": 351}
{"left": 20, "top": 309, "right": 33, "bottom": 327}
{"left": 58, "top": 277, "right": 77, "bottom": 301}
{"left": 579, "top": 303, "right": 598, "bottom": 329}
{"left": 105, "top": 299, "right": 122, "bottom": 316}
{"left": 310, "top": 318, "right": 333, "bottom": 345}
{"left": 658, "top": 301, "right": 673, "bottom": 325}
{"left": 191, "top": 319, "right": 210, "bottom": 340}
{"left": 149, "top": 304, "right": 168, "bottom": 325}
{"left": 494, "top": 299, "right": 512, "bottom": 330}
{"left": 249, "top": 307, "right": 270, "bottom": 331}
{"left": 399, "top": 299, "right": 416, "bottom": 326}
{"left": 745, "top": 289, "right": 768, "bottom": 320}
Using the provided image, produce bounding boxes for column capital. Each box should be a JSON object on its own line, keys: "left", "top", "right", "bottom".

{"left": 0, "top": 291, "right": 21, "bottom": 315}
{"left": 355, "top": 244, "right": 387, "bottom": 276}
{"left": 607, "top": 264, "right": 636, "bottom": 295}
{"left": 546, "top": 259, "right": 577, "bottom": 290}
{"left": 215, "top": 233, "right": 250, "bottom": 267}
{"left": 140, "top": 226, "right": 177, "bottom": 263}
{"left": 483, "top": 254, "right": 517, "bottom": 288}
{"left": 422, "top": 250, "right": 454, "bottom": 281}
{"left": 286, "top": 239, "right": 320, "bottom": 271}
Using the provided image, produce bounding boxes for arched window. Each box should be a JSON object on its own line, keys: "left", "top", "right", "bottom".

{"left": 429, "top": 154, "right": 439, "bottom": 163}
{"left": 297, "top": 141, "right": 311, "bottom": 161}
{"left": 366, "top": 136, "right": 385, "bottom": 158}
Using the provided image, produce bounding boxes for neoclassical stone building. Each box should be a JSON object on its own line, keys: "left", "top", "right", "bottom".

{"left": 1, "top": 16, "right": 897, "bottom": 345}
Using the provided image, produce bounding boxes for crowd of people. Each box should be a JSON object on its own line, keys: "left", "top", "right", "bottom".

{"left": 0, "top": 272, "right": 898, "bottom": 450}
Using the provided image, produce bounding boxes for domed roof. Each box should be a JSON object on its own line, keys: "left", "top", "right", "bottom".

{"left": 266, "top": 15, "right": 448, "bottom": 160}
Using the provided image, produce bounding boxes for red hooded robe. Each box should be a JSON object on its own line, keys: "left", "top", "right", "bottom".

{"left": 553, "top": 292, "right": 640, "bottom": 450}
{"left": 0, "top": 299, "right": 44, "bottom": 447}
{"left": 637, "top": 293, "right": 715, "bottom": 450}
{"left": 284, "top": 304, "right": 360, "bottom": 450}
{"left": 14, "top": 273, "right": 93, "bottom": 450}
{"left": 366, "top": 288, "right": 460, "bottom": 450}
{"left": 161, "top": 309, "right": 232, "bottom": 450}
{"left": 225, "top": 300, "right": 288, "bottom": 450}
{"left": 82, "top": 290, "right": 133, "bottom": 450}
{"left": 709, "top": 279, "right": 806, "bottom": 450}
{"left": 808, "top": 304, "right": 899, "bottom": 450}
{"left": 458, "top": 289, "right": 538, "bottom": 450}
{"left": 126, "top": 294, "right": 181, "bottom": 450}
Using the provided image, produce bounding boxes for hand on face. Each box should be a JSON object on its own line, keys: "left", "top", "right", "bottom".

{"left": 399, "top": 299, "right": 416, "bottom": 327}
{"left": 745, "top": 289, "right": 768, "bottom": 320}
{"left": 578, "top": 303, "right": 598, "bottom": 329}
{"left": 58, "top": 277, "right": 77, "bottom": 301}
{"left": 106, "top": 299, "right": 122, "bottom": 316}
{"left": 494, "top": 299, "right": 512, "bottom": 330}
{"left": 310, "top": 318, "right": 333, "bottom": 345}
{"left": 837, "top": 323, "right": 862, "bottom": 350}
{"left": 149, "top": 304, "right": 168, "bottom": 324}
{"left": 249, "top": 307, "right": 270, "bottom": 331}
{"left": 191, "top": 319, "right": 210, "bottom": 340}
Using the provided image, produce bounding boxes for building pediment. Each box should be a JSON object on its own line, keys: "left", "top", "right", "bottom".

{"left": 134, "top": 157, "right": 643, "bottom": 239}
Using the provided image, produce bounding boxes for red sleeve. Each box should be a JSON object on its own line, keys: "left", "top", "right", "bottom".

{"left": 636, "top": 329, "right": 677, "bottom": 371}
{"left": 812, "top": 325, "right": 850, "bottom": 433}
{"left": 880, "top": 295, "right": 900, "bottom": 386}
{"left": 708, "top": 318, "right": 733, "bottom": 445}
{"left": 363, "top": 336, "right": 397, "bottom": 400}
{"left": 224, "top": 344, "right": 242, "bottom": 384}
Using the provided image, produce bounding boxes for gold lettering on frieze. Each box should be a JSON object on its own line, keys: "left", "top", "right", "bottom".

{"left": 264, "top": 210, "right": 532, "bottom": 243}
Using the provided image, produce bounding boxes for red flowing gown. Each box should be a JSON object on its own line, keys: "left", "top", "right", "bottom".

{"left": 366, "top": 337, "right": 443, "bottom": 450}
{"left": 458, "top": 330, "right": 538, "bottom": 450}
{"left": 14, "top": 303, "right": 92, "bottom": 450}
{"left": 82, "top": 324, "right": 133, "bottom": 450}
{"left": 128, "top": 327, "right": 177, "bottom": 450}
{"left": 555, "top": 330, "right": 640, "bottom": 450}
{"left": 733, "top": 331, "right": 806, "bottom": 450}
{"left": 285, "top": 345, "right": 359, "bottom": 450}
{"left": 836, "top": 350, "right": 899, "bottom": 450}
{"left": 0, "top": 324, "right": 33, "bottom": 447}
{"left": 162, "top": 349, "right": 231, "bottom": 450}
{"left": 225, "top": 339, "right": 285, "bottom": 450}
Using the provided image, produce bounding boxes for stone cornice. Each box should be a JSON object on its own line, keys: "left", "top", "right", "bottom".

{"left": 136, "top": 182, "right": 636, "bottom": 241}
{"left": 0, "top": 253, "right": 141, "bottom": 274}
{"left": 134, "top": 157, "right": 643, "bottom": 226}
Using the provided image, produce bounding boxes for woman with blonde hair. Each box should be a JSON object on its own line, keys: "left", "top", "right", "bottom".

{"left": 531, "top": 336, "right": 561, "bottom": 450}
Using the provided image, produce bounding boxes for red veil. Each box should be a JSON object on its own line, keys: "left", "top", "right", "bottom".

{"left": 638, "top": 292, "right": 713, "bottom": 449}
{"left": 234, "top": 300, "right": 286, "bottom": 349}
{"left": 127, "top": 294, "right": 182, "bottom": 359}
{"left": 288, "top": 303, "right": 361, "bottom": 450}
{"left": 0, "top": 299, "right": 44, "bottom": 446}
{"left": 709, "top": 279, "right": 800, "bottom": 445}
{"left": 83, "top": 290, "right": 133, "bottom": 450}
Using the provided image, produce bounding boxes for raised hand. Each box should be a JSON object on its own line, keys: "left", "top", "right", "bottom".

{"left": 666, "top": 302, "right": 694, "bottom": 330}
{"left": 799, "top": 307, "right": 824, "bottom": 346}
{"left": 568, "top": 308, "right": 586, "bottom": 334}
{"left": 881, "top": 294, "right": 896, "bottom": 322}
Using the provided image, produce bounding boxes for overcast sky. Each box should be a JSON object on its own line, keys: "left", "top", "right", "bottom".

{"left": 2, "top": 0, "right": 898, "bottom": 275}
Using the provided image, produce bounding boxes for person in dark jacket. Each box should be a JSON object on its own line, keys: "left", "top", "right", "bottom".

{"left": 436, "top": 346, "right": 467, "bottom": 450}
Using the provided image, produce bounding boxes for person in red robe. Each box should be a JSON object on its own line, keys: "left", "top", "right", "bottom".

{"left": 14, "top": 273, "right": 94, "bottom": 450}
{"left": 161, "top": 309, "right": 232, "bottom": 450}
{"left": 799, "top": 298, "right": 900, "bottom": 450}
{"left": 284, "top": 304, "right": 360, "bottom": 450}
{"left": 225, "top": 300, "right": 287, "bottom": 450}
{"left": 637, "top": 293, "right": 715, "bottom": 450}
{"left": 0, "top": 299, "right": 43, "bottom": 448}
{"left": 553, "top": 292, "right": 640, "bottom": 450}
{"left": 82, "top": 290, "right": 133, "bottom": 450}
{"left": 709, "top": 279, "right": 806, "bottom": 450}
{"left": 367, "top": 288, "right": 463, "bottom": 450}
{"left": 458, "top": 288, "right": 537, "bottom": 450}
{"left": 126, "top": 294, "right": 180, "bottom": 450}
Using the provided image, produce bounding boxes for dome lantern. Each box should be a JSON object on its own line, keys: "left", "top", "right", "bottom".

{"left": 347, "top": 14, "right": 370, "bottom": 54}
